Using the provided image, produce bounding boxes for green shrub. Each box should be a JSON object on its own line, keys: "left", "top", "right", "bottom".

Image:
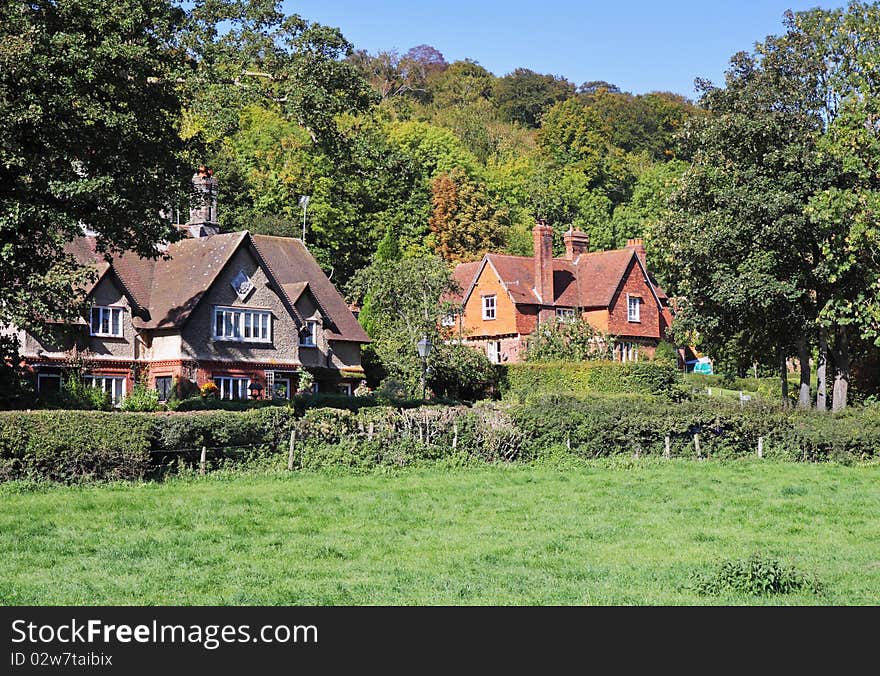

{"left": 0, "top": 411, "right": 153, "bottom": 482}
{"left": 53, "top": 379, "right": 112, "bottom": 411}
{"left": 499, "top": 361, "right": 685, "bottom": 401}
{"left": 691, "top": 554, "right": 822, "bottom": 596}
{"left": 121, "top": 384, "right": 161, "bottom": 412}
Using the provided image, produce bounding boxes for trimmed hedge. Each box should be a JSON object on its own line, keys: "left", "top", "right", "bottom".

{"left": 0, "top": 411, "right": 154, "bottom": 482}
{"left": 2, "top": 396, "right": 879, "bottom": 482}
{"left": 498, "top": 361, "right": 685, "bottom": 400}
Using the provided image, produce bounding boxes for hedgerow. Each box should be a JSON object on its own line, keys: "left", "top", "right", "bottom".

{"left": 498, "top": 361, "right": 686, "bottom": 400}
{"left": 1, "top": 395, "right": 878, "bottom": 482}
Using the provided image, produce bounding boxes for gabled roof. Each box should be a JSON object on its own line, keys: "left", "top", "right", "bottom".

{"left": 251, "top": 235, "right": 369, "bottom": 343}
{"left": 453, "top": 247, "right": 664, "bottom": 311}
{"left": 68, "top": 231, "right": 369, "bottom": 343}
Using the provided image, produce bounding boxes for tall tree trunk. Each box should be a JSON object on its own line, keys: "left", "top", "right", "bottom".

{"left": 797, "top": 336, "right": 811, "bottom": 409}
{"left": 779, "top": 350, "right": 789, "bottom": 408}
{"left": 832, "top": 325, "right": 850, "bottom": 412}
{"left": 816, "top": 325, "right": 828, "bottom": 412}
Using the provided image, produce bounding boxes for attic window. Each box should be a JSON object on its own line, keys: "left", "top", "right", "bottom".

{"left": 482, "top": 295, "right": 496, "bottom": 320}
{"left": 300, "top": 320, "right": 318, "bottom": 347}
{"left": 213, "top": 306, "right": 271, "bottom": 342}
{"left": 627, "top": 295, "right": 641, "bottom": 323}
{"left": 90, "top": 306, "right": 123, "bottom": 337}
{"left": 231, "top": 270, "right": 254, "bottom": 301}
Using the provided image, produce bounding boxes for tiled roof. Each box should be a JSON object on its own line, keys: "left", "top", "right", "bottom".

{"left": 453, "top": 248, "right": 656, "bottom": 309}
{"left": 251, "top": 235, "right": 369, "bottom": 343}
{"left": 68, "top": 231, "right": 369, "bottom": 343}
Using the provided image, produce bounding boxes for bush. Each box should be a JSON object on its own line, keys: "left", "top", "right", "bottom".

{"left": 3, "top": 394, "right": 880, "bottom": 483}
{"left": 121, "top": 384, "right": 161, "bottom": 412}
{"left": 499, "top": 361, "right": 685, "bottom": 401}
{"left": 691, "top": 554, "right": 822, "bottom": 596}
{"left": 0, "top": 411, "right": 153, "bottom": 482}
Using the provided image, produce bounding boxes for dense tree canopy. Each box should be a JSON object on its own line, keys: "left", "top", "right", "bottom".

{"left": 652, "top": 2, "right": 880, "bottom": 410}
{"left": 0, "top": 0, "right": 194, "bottom": 334}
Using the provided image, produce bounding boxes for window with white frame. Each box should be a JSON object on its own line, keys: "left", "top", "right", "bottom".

{"left": 486, "top": 340, "right": 502, "bottom": 364}
{"left": 482, "top": 295, "right": 496, "bottom": 320}
{"left": 90, "top": 306, "right": 124, "bottom": 337}
{"left": 272, "top": 378, "right": 291, "bottom": 400}
{"left": 83, "top": 376, "right": 126, "bottom": 404}
{"left": 299, "top": 320, "right": 318, "bottom": 347}
{"left": 213, "top": 376, "right": 250, "bottom": 400}
{"left": 615, "top": 342, "right": 639, "bottom": 363}
{"left": 441, "top": 312, "right": 456, "bottom": 327}
{"left": 556, "top": 307, "right": 575, "bottom": 321}
{"left": 627, "top": 295, "right": 641, "bottom": 322}
{"left": 212, "top": 307, "right": 271, "bottom": 342}
{"left": 36, "top": 373, "right": 62, "bottom": 393}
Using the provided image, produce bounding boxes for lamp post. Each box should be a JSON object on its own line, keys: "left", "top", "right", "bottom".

{"left": 248, "top": 382, "right": 264, "bottom": 400}
{"left": 416, "top": 335, "right": 433, "bottom": 401}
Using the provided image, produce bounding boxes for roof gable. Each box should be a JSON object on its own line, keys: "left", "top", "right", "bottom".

{"left": 451, "top": 247, "right": 665, "bottom": 312}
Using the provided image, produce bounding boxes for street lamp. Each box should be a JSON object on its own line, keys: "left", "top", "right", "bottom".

{"left": 248, "top": 382, "right": 264, "bottom": 400}
{"left": 416, "top": 335, "right": 433, "bottom": 401}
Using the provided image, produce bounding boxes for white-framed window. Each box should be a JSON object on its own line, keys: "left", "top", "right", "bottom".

{"left": 337, "top": 383, "right": 352, "bottom": 396}
{"left": 36, "top": 373, "right": 62, "bottom": 393}
{"left": 487, "top": 340, "right": 502, "bottom": 364}
{"left": 627, "top": 295, "right": 641, "bottom": 323}
{"left": 83, "top": 376, "right": 126, "bottom": 404}
{"left": 90, "top": 306, "right": 124, "bottom": 337}
{"left": 213, "top": 376, "right": 250, "bottom": 400}
{"left": 441, "top": 312, "right": 456, "bottom": 327}
{"left": 272, "top": 378, "right": 291, "bottom": 400}
{"left": 482, "top": 295, "right": 496, "bottom": 320}
{"left": 212, "top": 306, "right": 272, "bottom": 342}
{"left": 299, "top": 320, "right": 318, "bottom": 347}
{"left": 615, "top": 342, "right": 639, "bottom": 363}
{"left": 556, "top": 308, "right": 575, "bottom": 321}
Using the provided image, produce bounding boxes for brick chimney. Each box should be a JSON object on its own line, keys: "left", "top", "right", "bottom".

{"left": 627, "top": 237, "right": 647, "bottom": 268}
{"left": 188, "top": 166, "right": 219, "bottom": 237}
{"left": 533, "top": 219, "right": 554, "bottom": 306}
{"left": 564, "top": 228, "right": 590, "bottom": 260}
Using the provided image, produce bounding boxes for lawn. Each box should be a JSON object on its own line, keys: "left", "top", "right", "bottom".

{"left": 1, "top": 460, "right": 878, "bottom": 605}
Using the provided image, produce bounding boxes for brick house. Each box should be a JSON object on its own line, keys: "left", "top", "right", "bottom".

{"left": 13, "top": 170, "right": 370, "bottom": 404}
{"left": 449, "top": 221, "right": 674, "bottom": 364}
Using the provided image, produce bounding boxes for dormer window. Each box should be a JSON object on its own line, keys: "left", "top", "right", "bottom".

{"left": 300, "top": 320, "right": 318, "bottom": 347}
{"left": 90, "top": 306, "right": 123, "bottom": 337}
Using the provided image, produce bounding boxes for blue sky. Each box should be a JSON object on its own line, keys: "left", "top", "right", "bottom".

{"left": 282, "top": 1, "right": 843, "bottom": 98}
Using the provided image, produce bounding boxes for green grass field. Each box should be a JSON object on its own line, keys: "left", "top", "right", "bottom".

{"left": 1, "top": 460, "right": 878, "bottom": 605}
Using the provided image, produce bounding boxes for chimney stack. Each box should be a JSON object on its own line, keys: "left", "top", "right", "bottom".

{"left": 627, "top": 237, "right": 646, "bottom": 268}
{"left": 564, "top": 228, "right": 590, "bottom": 260}
{"left": 533, "top": 219, "right": 554, "bottom": 306}
{"left": 188, "top": 166, "right": 219, "bottom": 237}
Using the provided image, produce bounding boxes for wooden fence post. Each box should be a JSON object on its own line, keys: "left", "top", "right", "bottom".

{"left": 287, "top": 430, "right": 296, "bottom": 471}
{"left": 367, "top": 422, "right": 374, "bottom": 441}
{"left": 664, "top": 436, "right": 671, "bottom": 459}
{"left": 199, "top": 446, "right": 206, "bottom": 476}
{"left": 694, "top": 433, "right": 701, "bottom": 459}
{"left": 757, "top": 436, "right": 764, "bottom": 459}
{"left": 452, "top": 421, "right": 458, "bottom": 451}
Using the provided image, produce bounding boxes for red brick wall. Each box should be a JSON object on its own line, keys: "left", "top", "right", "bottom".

{"left": 608, "top": 259, "right": 662, "bottom": 340}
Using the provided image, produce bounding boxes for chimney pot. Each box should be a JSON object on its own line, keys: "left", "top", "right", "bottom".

{"left": 564, "top": 228, "right": 590, "bottom": 260}
{"left": 626, "top": 237, "right": 647, "bottom": 267}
